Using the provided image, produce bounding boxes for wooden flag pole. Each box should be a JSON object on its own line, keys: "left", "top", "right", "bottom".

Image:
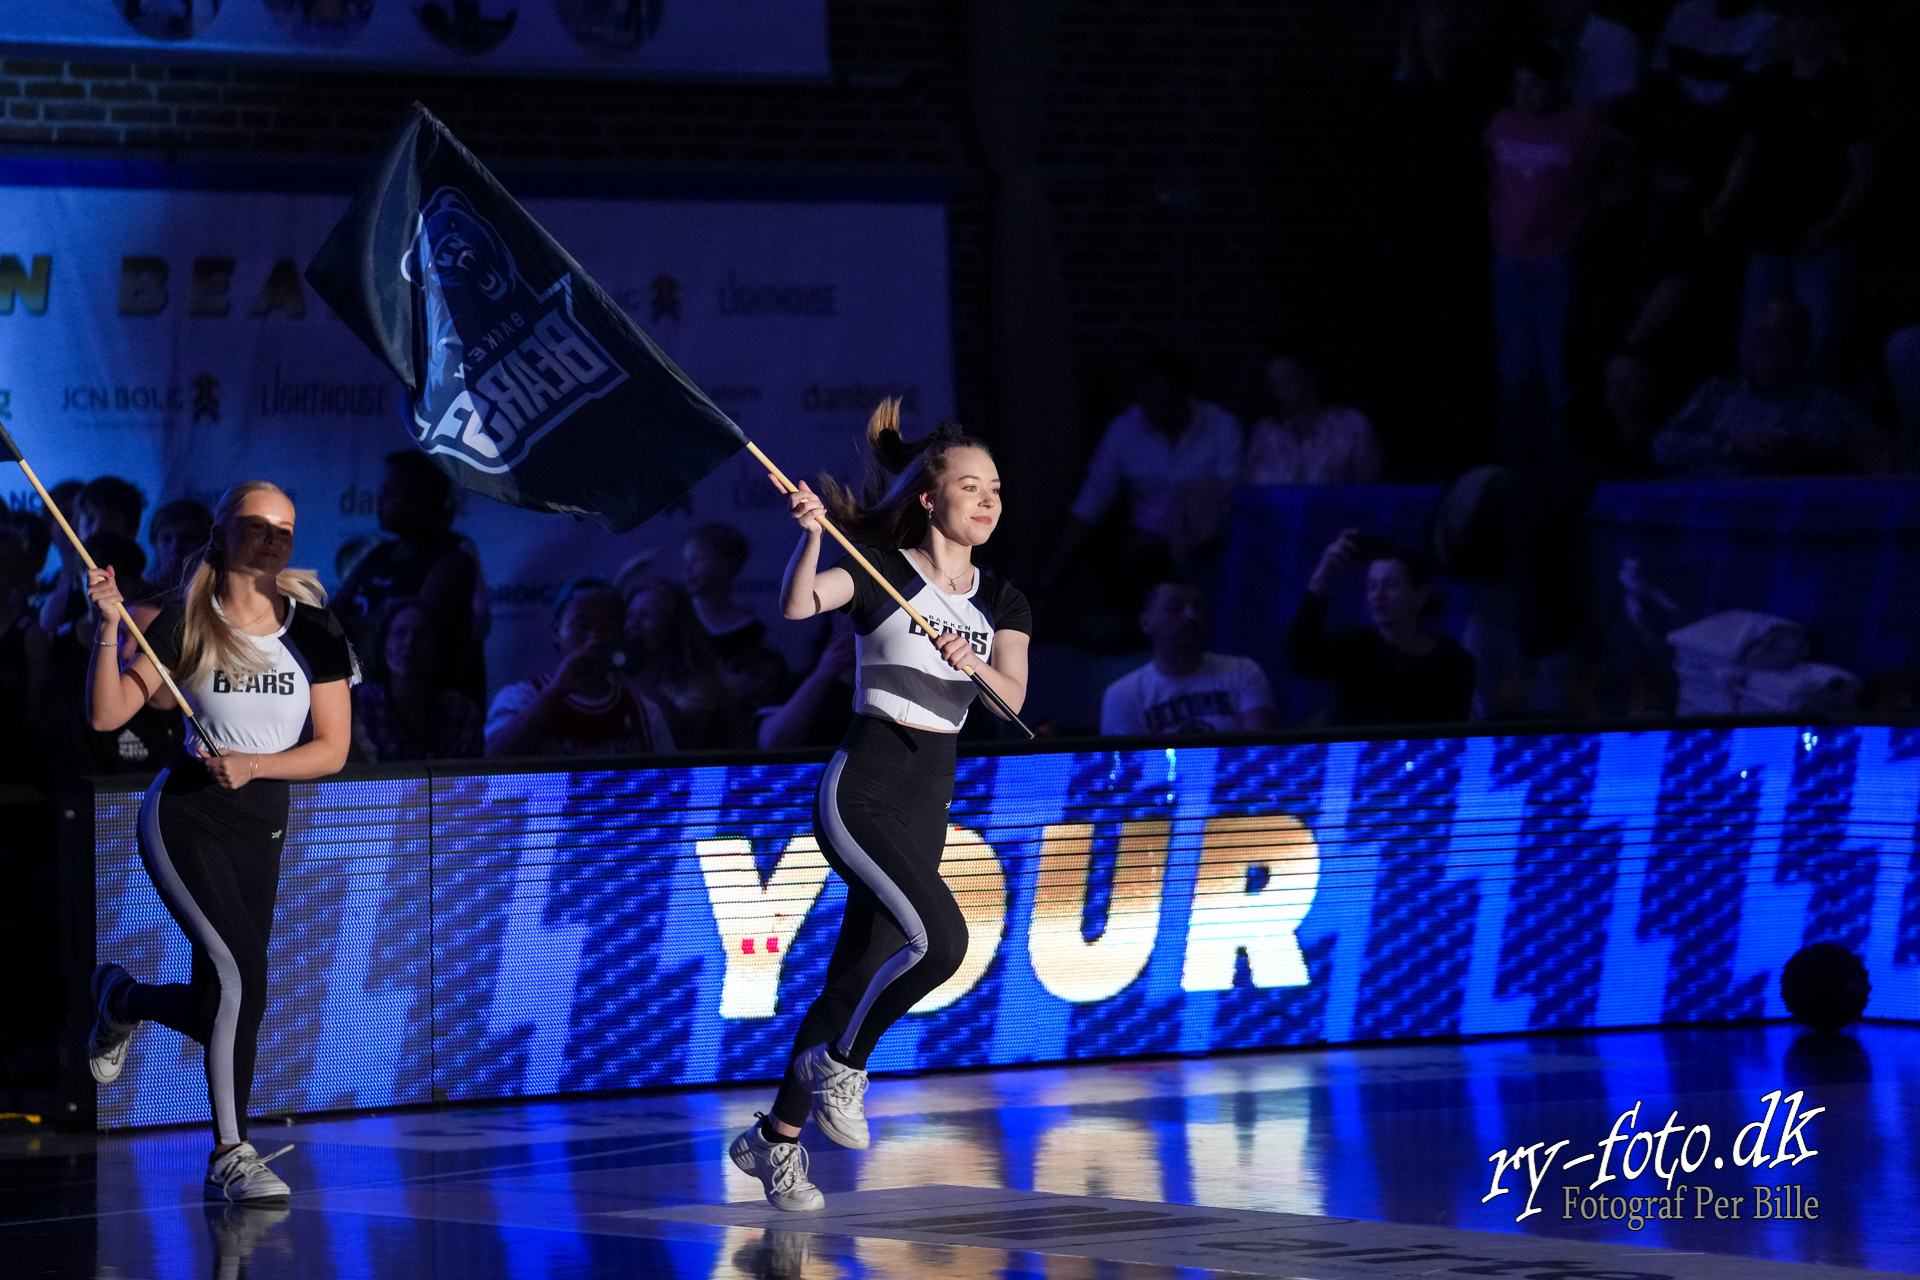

{"left": 745, "top": 440, "right": 1035, "bottom": 741}
{"left": 0, "top": 424, "right": 221, "bottom": 756}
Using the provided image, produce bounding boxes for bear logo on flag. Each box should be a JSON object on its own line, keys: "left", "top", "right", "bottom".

{"left": 404, "top": 187, "right": 629, "bottom": 474}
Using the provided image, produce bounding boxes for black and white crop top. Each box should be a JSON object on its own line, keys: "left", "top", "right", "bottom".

{"left": 835, "top": 545, "right": 1032, "bottom": 732}
{"left": 146, "top": 597, "right": 358, "bottom": 755}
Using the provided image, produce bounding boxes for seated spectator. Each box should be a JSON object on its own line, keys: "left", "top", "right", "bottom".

{"left": 1100, "top": 581, "right": 1276, "bottom": 735}
{"left": 1541, "top": 0, "right": 1642, "bottom": 108}
{"left": 1242, "top": 352, "right": 1382, "bottom": 485}
{"left": 623, "top": 577, "right": 734, "bottom": 750}
{"left": 1045, "top": 354, "right": 1243, "bottom": 586}
{"left": 1487, "top": 44, "right": 1631, "bottom": 468}
{"left": 683, "top": 522, "right": 766, "bottom": 661}
{"left": 338, "top": 451, "right": 485, "bottom": 705}
{"left": 146, "top": 497, "right": 213, "bottom": 597}
{"left": 351, "top": 600, "right": 484, "bottom": 762}
{"left": 486, "top": 578, "right": 674, "bottom": 758}
{"left": 1707, "top": 0, "right": 1874, "bottom": 384}
{"left": 757, "top": 616, "right": 858, "bottom": 750}
{"left": 1652, "top": 0, "right": 1779, "bottom": 111}
{"left": 1653, "top": 298, "right": 1886, "bottom": 476}
{"left": 1290, "top": 530, "right": 1476, "bottom": 724}
{"left": 0, "top": 528, "right": 50, "bottom": 786}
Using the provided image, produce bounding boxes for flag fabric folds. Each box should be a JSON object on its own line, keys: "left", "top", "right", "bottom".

{"left": 305, "top": 103, "right": 747, "bottom": 533}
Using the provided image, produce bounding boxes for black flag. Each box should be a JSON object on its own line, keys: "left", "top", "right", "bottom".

{"left": 305, "top": 103, "right": 747, "bottom": 533}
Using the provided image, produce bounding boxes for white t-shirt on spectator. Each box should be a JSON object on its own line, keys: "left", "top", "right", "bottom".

{"left": 1100, "top": 653, "right": 1275, "bottom": 736}
{"left": 1653, "top": 0, "right": 1778, "bottom": 107}
{"left": 1569, "top": 11, "right": 1642, "bottom": 106}
{"left": 1070, "top": 400, "right": 1243, "bottom": 543}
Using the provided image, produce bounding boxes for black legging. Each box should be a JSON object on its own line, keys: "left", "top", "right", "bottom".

{"left": 123, "top": 759, "right": 287, "bottom": 1147}
{"left": 772, "top": 715, "right": 967, "bottom": 1127}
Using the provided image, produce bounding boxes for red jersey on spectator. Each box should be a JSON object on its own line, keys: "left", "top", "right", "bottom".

{"left": 1485, "top": 105, "right": 1612, "bottom": 260}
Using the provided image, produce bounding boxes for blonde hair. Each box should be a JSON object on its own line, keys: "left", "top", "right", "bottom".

{"left": 177, "top": 481, "right": 327, "bottom": 685}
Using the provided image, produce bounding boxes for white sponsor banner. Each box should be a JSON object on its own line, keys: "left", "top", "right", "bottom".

{"left": 0, "top": 178, "right": 953, "bottom": 693}
{"left": 1, "top": 2, "right": 825, "bottom": 80}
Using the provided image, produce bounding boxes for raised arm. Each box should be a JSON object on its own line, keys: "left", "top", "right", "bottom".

{"left": 84, "top": 567, "right": 171, "bottom": 731}
{"left": 776, "top": 479, "right": 854, "bottom": 619}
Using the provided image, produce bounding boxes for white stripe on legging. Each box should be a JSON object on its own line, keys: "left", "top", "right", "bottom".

{"left": 137, "top": 770, "right": 247, "bottom": 1146}
{"left": 817, "top": 749, "right": 929, "bottom": 1057}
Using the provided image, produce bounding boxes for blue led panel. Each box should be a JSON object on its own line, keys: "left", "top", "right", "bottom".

{"left": 91, "top": 727, "right": 1920, "bottom": 1128}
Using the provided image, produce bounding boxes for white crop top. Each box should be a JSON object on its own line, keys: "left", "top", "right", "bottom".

{"left": 835, "top": 546, "right": 1032, "bottom": 732}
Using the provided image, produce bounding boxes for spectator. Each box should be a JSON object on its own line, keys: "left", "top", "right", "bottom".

{"left": 1242, "top": 353, "right": 1382, "bottom": 485}
{"left": 350, "top": 600, "right": 484, "bottom": 763}
{"left": 1541, "top": 0, "right": 1642, "bottom": 108}
{"left": 146, "top": 498, "right": 213, "bottom": 597}
{"left": 1100, "top": 581, "right": 1276, "bottom": 735}
{"left": 485, "top": 577, "right": 674, "bottom": 758}
{"left": 0, "top": 528, "right": 50, "bottom": 785}
{"left": 1706, "top": 0, "right": 1874, "bottom": 384}
{"left": 1290, "top": 530, "right": 1476, "bottom": 724}
{"left": 1045, "top": 354, "right": 1243, "bottom": 586}
{"left": 39, "top": 477, "right": 144, "bottom": 639}
{"left": 1486, "top": 44, "right": 1630, "bottom": 467}
{"left": 1652, "top": 0, "right": 1780, "bottom": 111}
{"left": 683, "top": 522, "right": 766, "bottom": 661}
{"left": 757, "top": 615, "right": 858, "bottom": 750}
{"left": 75, "top": 476, "right": 146, "bottom": 542}
{"left": 1581, "top": 351, "right": 1669, "bottom": 478}
{"left": 338, "top": 451, "right": 485, "bottom": 705}
{"left": 622, "top": 577, "right": 734, "bottom": 750}
{"left": 1653, "top": 297, "right": 1886, "bottom": 477}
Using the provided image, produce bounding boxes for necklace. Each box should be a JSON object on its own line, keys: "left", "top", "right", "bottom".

{"left": 914, "top": 549, "right": 972, "bottom": 594}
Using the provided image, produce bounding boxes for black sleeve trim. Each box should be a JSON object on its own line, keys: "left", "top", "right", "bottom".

{"left": 980, "top": 577, "right": 1033, "bottom": 636}
{"left": 145, "top": 602, "right": 187, "bottom": 670}
{"left": 289, "top": 603, "right": 358, "bottom": 685}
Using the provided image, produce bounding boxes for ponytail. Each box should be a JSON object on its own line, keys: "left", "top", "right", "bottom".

{"left": 818, "top": 399, "right": 991, "bottom": 548}
{"left": 175, "top": 481, "right": 327, "bottom": 686}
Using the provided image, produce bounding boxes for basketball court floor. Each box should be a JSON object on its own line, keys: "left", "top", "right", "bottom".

{"left": 3, "top": 1022, "right": 1914, "bottom": 1279}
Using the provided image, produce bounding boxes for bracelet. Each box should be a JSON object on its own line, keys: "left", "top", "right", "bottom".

{"left": 248, "top": 755, "right": 259, "bottom": 779}
{"left": 96, "top": 637, "right": 119, "bottom": 648}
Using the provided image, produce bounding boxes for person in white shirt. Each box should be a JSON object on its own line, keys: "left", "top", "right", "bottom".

{"left": 1543, "top": 0, "right": 1642, "bottom": 106}
{"left": 1242, "top": 352, "right": 1383, "bottom": 485}
{"left": 1044, "top": 356, "right": 1243, "bottom": 588}
{"left": 1101, "top": 581, "right": 1276, "bottom": 735}
{"left": 1653, "top": 0, "right": 1779, "bottom": 109}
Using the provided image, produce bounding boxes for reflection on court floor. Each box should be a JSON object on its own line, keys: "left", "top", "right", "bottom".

{"left": 3, "top": 1022, "right": 1915, "bottom": 1279}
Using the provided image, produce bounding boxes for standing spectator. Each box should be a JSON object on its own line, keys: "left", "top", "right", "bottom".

{"left": 486, "top": 578, "right": 674, "bottom": 758}
{"left": 147, "top": 498, "right": 214, "bottom": 597}
{"left": 351, "top": 600, "right": 485, "bottom": 762}
{"left": 1242, "top": 353, "right": 1382, "bottom": 485}
{"left": 682, "top": 522, "right": 766, "bottom": 662}
{"left": 1541, "top": 0, "right": 1642, "bottom": 108}
{"left": 1100, "top": 581, "right": 1276, "bottom": 735}
{"left": 1486, "top": 44, "right": 1629, "bottom": 468}
{"left": 1652, "top": 0, "right": 1780, "bottom": 112}
{"left": 1706, "top": 0, "right": 1874, "bottom": 385}
{"left": 1290, "top": 531, "right": 1476, "bottom": 724}
{"left": 1044, "top": 354, "right": 1243, "bottom": 588}
{"left": 1653, "top": 297, "right": 1886, "bottom": 476}
{"left": 0, "top": 528, "right": 50, "bottom": 785}
{"left": 337, "top": 451, "right": 485, "bottom": 706}
{"left": 40, "top": 477, "right": 145, "bottom": 639}
{"left": 622, "top": 577, "right": 734, "bottom": 750}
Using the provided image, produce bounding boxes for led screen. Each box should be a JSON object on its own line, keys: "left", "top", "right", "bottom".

{"left": 90, "top": 726, "right": 1920, "bottom": 1129}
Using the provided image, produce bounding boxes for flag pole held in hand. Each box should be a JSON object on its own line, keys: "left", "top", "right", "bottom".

{"left": 746, "top": 439, "right": 1036, "bottom": 741}
{"left": 0, "top": 422, "right": 221, "bottom": 756}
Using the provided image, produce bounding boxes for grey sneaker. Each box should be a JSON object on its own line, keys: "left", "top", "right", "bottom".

{"left": 204, "top": 1143, "right": 293, "bottom": 1205}
{"left": 87, "top": 963, "right": 139, "bottom": 1084}
{"left": 793, "top": 1042, "right": 869, "bottom": 1149}
{"left": 729, "top": 1117, "right": 825, "bottom": 1212}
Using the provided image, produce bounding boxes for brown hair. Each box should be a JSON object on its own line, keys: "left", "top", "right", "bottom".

{"left": 177, "top": 481, "right": 327, "bottom": 686}
{"left": 819, "top": 399, "right": 993, "bottom": 549}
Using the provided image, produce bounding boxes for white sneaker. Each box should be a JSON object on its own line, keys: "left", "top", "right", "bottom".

{"left": 729, "top": 1117, "right": 825, "bottom": 1212}
{"left": 793, "top": 1042, "right": 869, "bottom": 1149}
{"left": 87, "top": 963, "right": 139, "bottom": 1084}
{"left": 204, "top": 1143, "right": 294, "bottom": 1205}
{"left": 207, "top": 1201, "right": 291, "bottom": 1280}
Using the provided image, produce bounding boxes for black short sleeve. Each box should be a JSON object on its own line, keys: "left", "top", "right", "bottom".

{"left": 978, "top": 576, "right": 1033, "bottom": 636}
{"left": 288, "top": 603, "right": 358, "bottom": 685}
{"left": 144, "top": 602, "right": 187, "bottom": 670}
{"left": 831, "top": 545, "right": 916, "bottom": 629}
